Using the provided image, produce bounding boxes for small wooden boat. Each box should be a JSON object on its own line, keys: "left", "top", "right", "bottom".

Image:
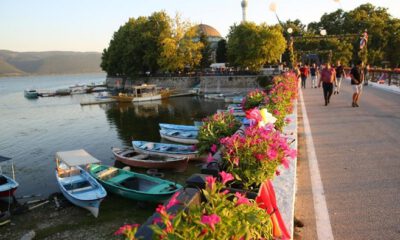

{"left": 132, "top": 140, "right": 198, "bottom": 159}
{"left": 112, "top": 93, "right": 134, "bottom": 102}
{"left": 0, "top": 156, "right": 18, "bottom": 203}
{"left": 111, "top": 147, "right": 188, "bottom": 172}
{"left": 159, "top": 123, "right": 199, "bottom": 132}
{"left": 55, "top": 150, "right": 107, "bottom": 218}
{"left": 132, "top": 84, "right": 163, "bottom": 102}
{"left": 24, "top": 89, "right": 39, "bottom": 99}
{"left": 159, "top": 129, "right": 199, "bottom": 144}
{"left": 88, "top": 164, "right": 182, "bottom": 202}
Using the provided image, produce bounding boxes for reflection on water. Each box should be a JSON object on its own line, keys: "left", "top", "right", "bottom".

{"left": 0, "top": 74, "right": 227, "bottom": 198}
{"left": 105, "top": 97, "right": 225, "bottom": 146}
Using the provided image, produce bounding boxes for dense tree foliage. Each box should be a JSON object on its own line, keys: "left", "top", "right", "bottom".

{"left": 101, "top": 11, "right": 203, "bottom": 78}
{"left": 305, "top": 3, "right": 400, "bottom": 67}
{"left": 216, "top": 39, "right": 227, "bottom": 63}
{"left": 227, "top": 22, "right": 286, "bottom": 71}
{"left": 199, "top": 33, "right": 212, "bottom": 69}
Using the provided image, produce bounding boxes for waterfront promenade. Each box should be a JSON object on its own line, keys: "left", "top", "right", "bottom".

{"left": 295, "top": 80, "right": 400, "bottom": 239}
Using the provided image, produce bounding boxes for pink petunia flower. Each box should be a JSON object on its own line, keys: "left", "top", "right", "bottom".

{"left": 156, "top": 204, "right": 167, "bottom": 216}
{"left": 219, "top": 171, "right": 234, "bottom": 185}
{"left": 205, "top": 176, "right": 217, "bottom": 190}
{"left": 201, "top": 214, "right": 221, "bottom": 231}
{"left": 166, "top": 192, "right": 180, "bottom": 210}
{"left": 246, "top": 108, "right": 262, "bottom": 124}
{"left": 235, "top": 192, "right": 251, "bottom": 206}
{"left": 210, "top": 144, "right": 218, "bottom": 153}
{"left": 206, "top": 152, "right": 214, "bottom": 163}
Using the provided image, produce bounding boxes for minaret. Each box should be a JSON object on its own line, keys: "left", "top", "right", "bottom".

{"left": 241, "top": 0, "right": 248, "bottom": 23}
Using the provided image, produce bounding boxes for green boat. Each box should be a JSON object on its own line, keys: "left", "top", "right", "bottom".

{"left": 88, "top": 164, "right": 182, "bottom": 202}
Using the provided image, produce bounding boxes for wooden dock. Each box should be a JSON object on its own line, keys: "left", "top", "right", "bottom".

{"left": 80, "top": 99, "right": 116, "bottom": 106}
{"left": 169, "top": 92, "right": 196, "bottom": 98}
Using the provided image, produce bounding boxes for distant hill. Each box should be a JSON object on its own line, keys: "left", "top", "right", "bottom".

{"left": 0, "top": 50, "right": 103, "bottom": 77}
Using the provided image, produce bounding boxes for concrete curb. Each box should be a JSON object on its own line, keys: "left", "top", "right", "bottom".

{"left": 368, "top": 81, "right": 400, "bottom": 95}
{"left": 273, "top": 101, "right": 298, "bottom": 239}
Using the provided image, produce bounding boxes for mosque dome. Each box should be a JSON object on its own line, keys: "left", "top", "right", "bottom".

{"left": 194, "top": 24, "right": 222, "bottom": 38}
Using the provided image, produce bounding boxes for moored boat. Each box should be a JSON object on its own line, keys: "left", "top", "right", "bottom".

{"left": 55, "top": 149, "right": 107, "bottom": 218}
{"left": 132, "top": 140, "right": 198, "bottom": 159}
{"left": 159, "top": 123, "right": 199, "bottom": 132}
{"left": 112, "top": 93, "right": 134, "bottom": 102}
{"left": 132, "top": 84, "right": 164, "bottom": 102}
{"left": 159, "top": 129, "right": 199, "bottom": 144}
{"left": 0, "top": 156, "right": 18, "bottom": 203}
{"left": 111, "top": 147, "right": 188, "bottom": 172}
{"left": 88, "top": 164, "right": 182, "bottom": 202}
{"left": 24, "top": 89, "right": 39, "bottom": 99}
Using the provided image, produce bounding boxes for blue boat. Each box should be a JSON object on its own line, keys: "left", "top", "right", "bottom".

{"left": 159, "top": 129, "right": 199, "bottom": 144}
{"left": 132, "top": 140, "right": 198, "bottom": 159}
{"left": 0, "top": 156, "right": 18, "bottom": 203}
{"left": 159, "top": 123, "right": 199, "bottom": 132}
{"left": 55, "top": 150, "right": 107, "bottom": 218}
{"left": 24, "top": 89, "right": 39, "bottom": 99}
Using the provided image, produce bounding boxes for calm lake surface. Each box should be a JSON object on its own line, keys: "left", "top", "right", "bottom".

{"left": 0, "top": 73, "right": 226, "bottom": 198}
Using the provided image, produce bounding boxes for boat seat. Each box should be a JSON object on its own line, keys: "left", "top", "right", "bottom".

{"left": 142, "top": 143, "right": 154, "bottom": 150}
{"left": 0, "top": 176, "right": 7, "bottom": 185}
{"left": 181, "top": 132, "right": 194, "bottom": 138}
{"left": 97, "top": 168, "right": 118, "bottom": 180}
{"left": 134, "top": 154, "right": 149, "bottom": 160}
{"left": 69, "top": 185, "right": 93, "bottom": 193}
{"left": 159, "top": 146, "right": 172, "bottom": 151}
{"left": 58, "top": 168, "right": 80, "bottom": 178}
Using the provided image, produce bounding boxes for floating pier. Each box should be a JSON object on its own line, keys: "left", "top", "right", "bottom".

{"left": 80, "top": 99, "right": 116, "bottom": 106}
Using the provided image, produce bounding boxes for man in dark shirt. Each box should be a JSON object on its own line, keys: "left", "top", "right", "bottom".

{"left": 310, "top": 63, "right": 319, "bottom": 88}
{"left": 334, "top": 60, "right": 345, "bottom": 94}
{"left": 350, "top": 61, "right": 364, "bottom": 107}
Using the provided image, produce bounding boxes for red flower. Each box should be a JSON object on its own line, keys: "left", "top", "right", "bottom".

{"left": 246, "top": 108, "right": 262, "bottom": 124}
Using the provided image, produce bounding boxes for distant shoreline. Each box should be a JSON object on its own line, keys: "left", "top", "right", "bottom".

{"left": 0, "top": 71, "right": 106, "bottom": 79}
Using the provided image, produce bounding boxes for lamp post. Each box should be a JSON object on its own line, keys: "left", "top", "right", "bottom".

{"left": 319, "top": 28, "right": 332, "bottom": 63}
{"left": 287, "top": 27, "right": 295, "bottom": 69}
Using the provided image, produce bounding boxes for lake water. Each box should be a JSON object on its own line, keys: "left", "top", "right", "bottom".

{"left": 0, "top": 73, "right": 226, "bottom": 198}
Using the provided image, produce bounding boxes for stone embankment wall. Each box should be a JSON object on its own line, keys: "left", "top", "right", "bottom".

{"left": 106, "top": 75, "right": 260, "bottom": 93}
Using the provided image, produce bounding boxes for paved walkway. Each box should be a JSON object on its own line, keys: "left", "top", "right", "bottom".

{"left": 295, "top": 80, "right": 400, "bottom": 240}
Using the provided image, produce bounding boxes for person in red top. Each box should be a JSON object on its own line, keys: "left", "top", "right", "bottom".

{"left": 300, "top": 64, "right": 310, "bottom": 88}
{"left": 318, "top": 63, "right": 337, "bottom": 106}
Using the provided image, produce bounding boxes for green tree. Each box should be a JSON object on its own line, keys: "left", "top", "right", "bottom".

{"left": 216, "top": 39, "right": 227, "bottom": 63}
{"left": 158, "top": 14, "right": 203, "bottom": 72}
{"left": 386, "top": 19, "right": 400, "bottom": 67}
{"left": 199, "top": 33, "right": 212, "bottom": 69}
{"left": 227, "top": 22, "right": 286, "bottom": 71}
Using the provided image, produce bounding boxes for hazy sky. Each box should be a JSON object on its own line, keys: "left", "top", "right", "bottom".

{"left": 1, "top": 0, "right": 399, "bottom": 52}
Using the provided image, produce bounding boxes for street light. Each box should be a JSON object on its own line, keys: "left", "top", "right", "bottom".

{"left": 287, "top": 27, "right": 293, "bottom": 34}
{"left": 319, "top": 29, "right": 332, "bottom": 63}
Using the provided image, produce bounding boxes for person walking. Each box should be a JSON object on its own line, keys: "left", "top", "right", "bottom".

{"left": 318, "top": 63, "right": 336, "bottom": 106}
{"left": 300, "top": 64, "right": 309, "bottom": 88}
{"left": 350, "top": 60, "right": 364, "bottom": 107}
{"left": 334, "top": 60, "right": 345, "bottom": 94}
{"left": 310, "top": 63, "right": 319, "bottom": 88}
